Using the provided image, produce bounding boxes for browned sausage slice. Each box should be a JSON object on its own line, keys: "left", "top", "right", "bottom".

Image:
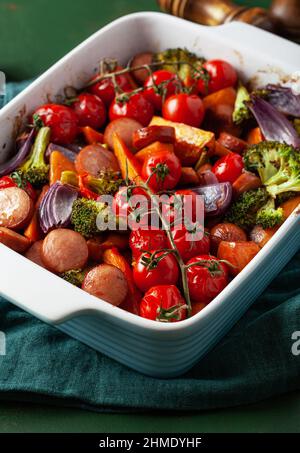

{"left": 75, "top": 144, "right": 119, "bottom": 176}
{"left": 82, "top": 264, "right": 128, "bottom": 306}
{"left": 0, "top": 227, "right": 31, "bottom": 252}
{"left": 0, "top": 187, "right": 34, "bottom": 230}
{"left": 132, "top": 126, "right": 176, "bottom": 150}
{"left": 25, "top": 240, "right": 46, "bottom": 267}
{"left": 210, "top": 222, "right": 247, "bottom": 254}
{"left": 218, "top": 132, "right": 247, "bottom": 153}
{"left": 130, "top": 52, "right": 154, "bottom": 85}
{"left": 232, "top": 171, "right": 262, "bottom": 198}
{"left": 104, "top": 118, "right": 143, "bottom": 152}
{"left": 42, "top": 229, "right": 88, "bottom": 273}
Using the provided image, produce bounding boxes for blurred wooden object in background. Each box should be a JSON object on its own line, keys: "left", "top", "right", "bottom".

{"left": 158, "top": 0, "right": 300, "bottom": 42}
{"left": 270, "top": 0, "right": 300, "bottom": 42}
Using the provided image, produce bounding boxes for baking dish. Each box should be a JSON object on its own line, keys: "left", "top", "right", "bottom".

{"left": 0, "top": 12, "right": 300, "bottom": 378}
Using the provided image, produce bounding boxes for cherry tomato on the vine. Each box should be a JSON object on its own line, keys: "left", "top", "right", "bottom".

{"left": 143, "top": 70, "right": 177, "bottom": 111}
{"left": 171, "top": 224, "right": 210, "bottom": 263}
{"left": 71, "top": 93, "right": 106, "bottom": 129}
{"left": 212, "top": 153, "right": 244, "bottom": 184}
{"left": 129, "top": 229, "right": 168, "bottom": 261}
{"left": 141, "top": 151, "right": 181, "bottom": 192}
{"left": 140, "top": 285, "right": 187, "bottom": 322}
{"left": 109, "top": 93, "right": 154, "bottom": 127}
{"left": 113, "top": 186, "right": 150, "bottom": 229}
{"left": 197, "top": 60, "right": 238, "bottom": 95}
{"left": 162, "top": 93, "right": 205, "bottom": 128}
{"left": 187, "top": 254, "right": 229, "bottom": 305}
{"left": 161, "top": 189, "right": 201, "bottom": 226}
{"left": 133, "top": 250, "right": 179, "bottom": 293}
{"left": 32, "top": 104, "right": 79, "bottom": 145}
{"left": 89, "top": 69, "right": 132, "bottom": 106}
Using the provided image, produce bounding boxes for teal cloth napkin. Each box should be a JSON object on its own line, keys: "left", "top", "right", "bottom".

{"left": 0, "top": 81, "right": 299, "bottom": 412}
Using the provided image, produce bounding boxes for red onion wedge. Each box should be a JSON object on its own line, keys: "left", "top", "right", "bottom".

{"left": 0, "top": 129, "right": 35, "bottom": 177}
{"left": 191, "top": 182, "right": 232, "bottom": 217}
{"left": 247, "top": 95, "right": 300, "bottom": 148}
{"left": 45, "top": 143, "right": 78, "bottom": 163}
{"left": 38, "top": 182, "right": 78, "bottom": 233}
{"left": 266, "top": 84, "right": 300, "bottom": 117}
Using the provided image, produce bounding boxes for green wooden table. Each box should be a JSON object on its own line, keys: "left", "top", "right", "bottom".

{"left": 0, "top": 0, "right": 299, "bottom": 433}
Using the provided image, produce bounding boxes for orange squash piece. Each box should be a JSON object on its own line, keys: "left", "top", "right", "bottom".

{"left": 49, "top": 151, "right": 75, "bottom": 185}
{"left": 112, "top": 133, "right": 145, "bottom": 185}
{"left": 135, "top": 142, "right": 174, "bottom": 164}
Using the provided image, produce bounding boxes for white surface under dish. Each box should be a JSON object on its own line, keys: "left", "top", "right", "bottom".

{"left": 0, "top": 12, "right": 300, "bottom": 377}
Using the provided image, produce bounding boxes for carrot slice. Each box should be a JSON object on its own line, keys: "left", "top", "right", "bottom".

{"left": 24, "top": 185, "right": 49, "bottom": 242}
{"left": 102, "top": 247, "right": 141, "bottom": 315}
{"left": 203, "top": 87, "right": 237, "bottom": 112}
{"left": 49, "top": 151, "right": 75, "bottom": 185}
{"left": 247, "top": 127, "right": 264, "bottom": 145}
{"left": 113, "top": 133, "right": 145, "bottom": 186}
{"left": 81, "top": 126, "right": 104, "bottom": 145}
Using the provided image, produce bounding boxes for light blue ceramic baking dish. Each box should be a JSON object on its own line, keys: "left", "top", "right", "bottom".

{"left": 1, "top": 12, "right": 300, "bottom": 377}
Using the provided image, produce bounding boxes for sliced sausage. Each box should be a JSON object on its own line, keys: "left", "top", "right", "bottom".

{"left": 132, "top": 126, "right": 176, "bottom": 151}
{"left": 104, "top": 118, "right": 143, "bottom": 152}
{"left": 42, "top": 228, "right": 88, "bottom": 273}
{"left": 232, "top": 171, "right": 262, "bottom": 198}
{"left": 0, "top": 187, "right": 34, "bottom": 230}
{"left": 82, "top": 264, "right": 128, "bottom": 306}
{"left": 0, "top": 227, "right": 31, "bottom": 253}
{"left": 178, "top": 167, "right": 199, "bottom": 186}
{"left": 210, "top": 222, "right": 247, "bottom": 254}
{"left": 129, "top": 52, "right": 154, "bottom": 85}
{"left": 218, "top": 132, "right": 247, "bottom": 153}
{"left": 250, "top": 225, "right": 277, "bottom": 249}
{"left": 75, "top": 144, "right": 119, "bottom": 176}
{"left": 25, "top": 240, "right": 46, "bottom": 267}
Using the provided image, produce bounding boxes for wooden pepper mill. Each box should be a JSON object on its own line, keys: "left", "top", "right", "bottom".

{"left": 158, "top": 0, "right": 300, "bottom": 41}
{"left": 158, "top": 0, "right": 275, "bottom": 31}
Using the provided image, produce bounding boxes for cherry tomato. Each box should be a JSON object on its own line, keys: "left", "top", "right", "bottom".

{"left": 0, "top": 174, "right": 36, "bottom": 200}
{"left": 212, "top": 153, "right": 244, "bottom": 184}
{"left": 162, "top": 189, "right": 201, "bottom": 226}
{"left": 109, "top": 93, "right": 154, "bottom": 127}
{"left": 143, "top": 70, "right": 177, "bottom": 111}
{"left": 171, "top": 224, "right": 210, "bottom": 263}
{"left": 32, "top": 104, "right": 79, "bottom": 145}
{"left": 133, "top": 250, "right": 179, "bottom": 293}
{"left": 129, "top": 229, "right": 168, "bottom": 261}
{"left": 89, "top": 69, "right": 132, "bottom": 106}
{"left": 71, "top": 93, "right": 106, "bottom": 129}
{"left": 140, "top": 285, "right": 187, "bottom": 322}
{"left": 113, "top": 186, "right": 150, "bottom": 229}
{"left": 187, "top": 254, "right": 228, "bottom": 305}
{"left": 217, "top": 241, "right": 260, "bottom": 276}
{"left": 197, "top": 60, "right": 238, "bottom": 95}
{"left": 162, "top": 93, "right": 205, "bottom": 128}
{"left": 141, "top": 152, "right": 181, "bottom": 192}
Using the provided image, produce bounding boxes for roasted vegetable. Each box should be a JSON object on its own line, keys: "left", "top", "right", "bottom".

{"left": 71, "top": 198, "right": 112, "bottom": 238}
{"left": 154, "top": 48, "right": 206, "bottom": 86}
{"left": 256, "top": 198, "right": 284, "bottom": 229}
{"left": 60, "top": 269, "right": 86, "bottom": 287}
{"left": 232, "top": 84, "right": 251, "bottom": 124}
{"left": 18, "top": 127, "right": 51, "bottom": 186}
{"left": 247, "top": 95, "right": 300, "bottom": 148}
{"left": 225, "top": 187, "right": 269, "bottom": 229}
{"left": 244, "top": 141, "right": 300, "bottom": 198}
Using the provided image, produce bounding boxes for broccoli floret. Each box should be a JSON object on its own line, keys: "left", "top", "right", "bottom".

{"left": 267, "top": 151, "right": 300, "bottom": 198}
{"left": 86, "top": 170, "right": 123, "bottom": 196}
{"left": 60, "top": 269, "right": 86, "bottom": 287}
{"left": 71, "top": 198, "right": 113, "bottom": 238}
{"left": 154, "top": 48, "right": 206, "bottom": 87}
{"left": 256, "top": 198, "right": 284, "bottom": 229}
{"left": 244, "top": 141, "right": 294, "bottom": 185}
{"left": 18, "top": 127, "right": 50, "bottom": 186}
{"left": 232, "top": 84, "right": 251, "bottom": 124}
{"left": 225, "top": 188, "right": 269, "bottom": 229}
{"left": 276, "top": 191, "right": 296, "bottom": 206}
